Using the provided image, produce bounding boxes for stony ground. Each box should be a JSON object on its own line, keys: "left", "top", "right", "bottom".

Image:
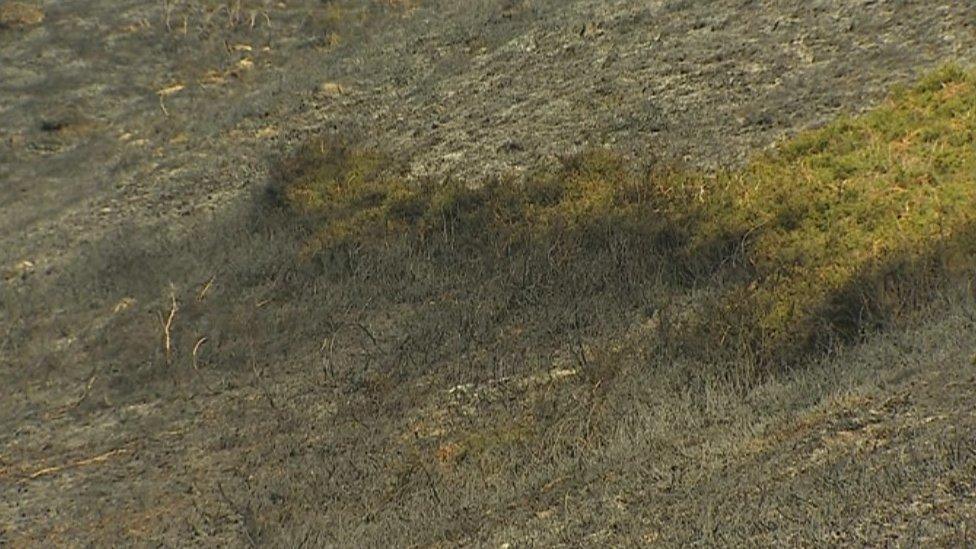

{"left": 2, "top": 0, "right": 976, "bottom": 546}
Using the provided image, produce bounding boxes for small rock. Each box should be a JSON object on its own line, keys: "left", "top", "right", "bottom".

{"left": 255, "top": 126, "right": 278, "bottom": 139}
{"left": 320, "top": 82, "right": 345, "bottom": 97}
{"left": 113, "top": 297, "right": 136, "bottom": 314}
{"left": 580, "top": 22, "right": 603, "bottom": 39}
{"left": 0, "top": 2, "right": 44, "bottom": 29}
{"left": 4, "top": 259, "right": 35, "bottom": 281}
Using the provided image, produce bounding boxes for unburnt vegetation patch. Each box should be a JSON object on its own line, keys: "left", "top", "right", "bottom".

{"left": 0, "top": 2, "right": 43, "bottom": 30}
{"left": 271, "top": 64, "right": 976, "bottom": 371}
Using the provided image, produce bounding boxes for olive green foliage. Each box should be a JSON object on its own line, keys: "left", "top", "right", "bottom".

{"left": 281, "top": 139, "right": 679, "bottom": 247}
{"left": 695, "top": 64, "right": 976, "bottom": 361}
{"left": 280, "top": 64, "right": 976, "bottom": 369}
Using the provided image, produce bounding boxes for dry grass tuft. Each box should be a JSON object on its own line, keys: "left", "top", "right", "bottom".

{"left": 0, "top": 2, "right": 44, "bottom": 29}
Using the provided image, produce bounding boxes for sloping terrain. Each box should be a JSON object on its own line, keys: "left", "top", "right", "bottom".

{"left": 2, "top": 0, "right": 976, "bottom": 546}
{"left": 3, "top": 0, "right": 975, "bottom": 272}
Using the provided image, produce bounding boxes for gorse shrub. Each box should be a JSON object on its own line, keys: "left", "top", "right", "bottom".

{"left": 275, "top": 64, "right": 976, "bottom": 371}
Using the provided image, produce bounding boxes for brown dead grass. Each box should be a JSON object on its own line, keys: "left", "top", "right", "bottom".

{"left": 0, "top": 2, "right": 43, "bottom": 29}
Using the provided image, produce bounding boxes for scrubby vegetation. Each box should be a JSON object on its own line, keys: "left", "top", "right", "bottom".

{"left": 274, "top": 63, "right": 976, "bottom": 372}
{"left": 6, "top": 65, "right": 976, "bottom": 546}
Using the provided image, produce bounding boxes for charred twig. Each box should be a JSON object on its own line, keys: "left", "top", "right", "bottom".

{"left": 217, "top": 482, "right": 258, "bottom": 547}
{"left": 192, "top": 337, "right": 208, "bottom": 370}
{"left": 572, "top": 310, "right": 590, "bottom": 370}
{"left": 197, "top": 275, "right": 216, "bottom": 301}
{"left": 27, "top": 447, "right": 131, "bottom": 480}
{"left": 248, "top": 342, "right": 277, "bottom": 410}
{"left": 158, "top": 287, "right": 179, "bottom": 364}
{"left": 41, "top": 369, "right": 100, "bottom": 419}
{"left": 355, "top": 322, "right": 383, "bottom": 354}
{"left": 70, "top": 373, "right": 98, "bottom": 409}
{"left": 163, "top": 0, "right": 173, "bottom": 31}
